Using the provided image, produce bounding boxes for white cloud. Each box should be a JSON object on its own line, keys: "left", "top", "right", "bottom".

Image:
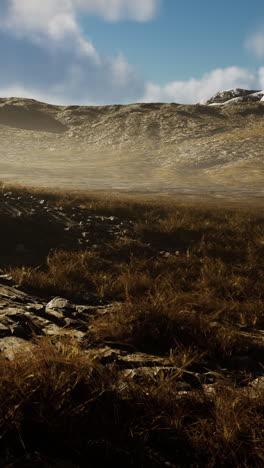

{"left": 2, "top": 0, "right": 159, "bottom": 38}
{"left": 0, "top": 55, "right": 261, "bottom": 106}
{"left": 1, "top": 0, "right": 160, "bottom": 58}
{"left": 0, "top": 1, "right": 148, "bottom": 104}
{"left": 1, "top": 1, "right": 98, "bottom": 61}
{"left": 245, "top": 29, "right": 264, "bottom": 57}
{"left": 143, "top": 67, "right": 257, "bottom": 104}
{"left": 0, "top": 2, "right": 262, "bottom": 106}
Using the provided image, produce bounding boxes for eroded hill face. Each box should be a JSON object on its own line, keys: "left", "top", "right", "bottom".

{"left": 0, "top": 93, "right": 263, "bottom": 195}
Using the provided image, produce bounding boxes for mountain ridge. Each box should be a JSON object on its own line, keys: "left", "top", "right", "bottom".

{"left": 0, "top": 89, "right": 263, "bottom": 195}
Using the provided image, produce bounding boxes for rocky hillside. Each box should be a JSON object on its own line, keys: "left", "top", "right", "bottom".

{"left": 198, "top": 87, "right": 264, "bottom": 105}
{"left": 0, "top": 89, "right": 264, "bottom": 194}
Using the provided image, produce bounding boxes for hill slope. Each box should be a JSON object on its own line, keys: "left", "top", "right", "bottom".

{"left": 0, "top": 90, "right": 264, "bottom": 195}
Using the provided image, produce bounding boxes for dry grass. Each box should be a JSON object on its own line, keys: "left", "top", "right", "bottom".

{"left": 0, "top": 338, "right": 263, "bottom": 468}
{"left": 10, "top": 227, "right": 264, "bottom": 356}
{"left": 1, "top": 184, "right": 264, "bottom": 466}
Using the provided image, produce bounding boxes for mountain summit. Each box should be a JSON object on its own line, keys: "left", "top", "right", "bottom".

{"left": 198, "top": 88, "right": 264, "bottom": 106}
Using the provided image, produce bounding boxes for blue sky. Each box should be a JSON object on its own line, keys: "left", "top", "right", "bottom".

{"left": 80, "top": 0, "right": 262, "bottom": 83}
{"left": 0, "top": 0, "right": 264, "bottom": 104}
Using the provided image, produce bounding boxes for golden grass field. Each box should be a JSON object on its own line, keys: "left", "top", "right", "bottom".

{"left": 0, "top": 184, "right": 263, "bottom": 467}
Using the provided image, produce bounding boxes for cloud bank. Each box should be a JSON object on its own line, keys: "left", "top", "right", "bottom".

{"left": 0, "top": 1, "right": 262, "bottom": 105}
{"left": 2, "top": 0, "right": 160, "bottom": 42}
{"left": 0, "top": 0, "right": 153, "bottom": 104}
{"left": 143, "top": 67, "right": 257, "bottom": 104}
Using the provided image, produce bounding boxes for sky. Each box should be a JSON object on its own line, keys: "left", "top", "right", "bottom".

{"left": 0, "top": 0, "right": 264, "bottom": 105}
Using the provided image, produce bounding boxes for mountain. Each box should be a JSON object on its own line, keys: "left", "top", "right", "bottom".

{"left": 198, "top": 87, "right": 264, "bottom": 105}
{"left": 0, "top": 90, "right": 263, "bottom": 196}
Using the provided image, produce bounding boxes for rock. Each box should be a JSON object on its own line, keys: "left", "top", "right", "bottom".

{"left": 25, "top": 303, "right": 45, "bottom": 313}
{"left": 0, "top": 284, "right": 30, "bottom": 302}
{"left": 0, "top": 336, "right": 35, "bottom": 360}
{"left": 249, "top": 376, "right": 264, "bottom": 390}
{"left": 222, "top": 91, "right": 264, "bottom": 105}
{"left": 46, "top": 297, "right": 72, "bottom": 310}
{"left": 0, "top": 322, "right": 10, "bottom": 337}
{"left": 160, "top": 251, "right": 171, "bottom": 258}
{"left": 43, "top": 308, "right": 66, "bottom": 326}
{"left": 121, "top": 366, "right": 177, "bottom": 382}
{"left": 0, "top": 274, "right": 13, "bottom": 285}
{"left": 198, "top": 88, "right": 263, "bottom": 105}
{"left": 0, "top": 285, "right": 93, "bottom": 343}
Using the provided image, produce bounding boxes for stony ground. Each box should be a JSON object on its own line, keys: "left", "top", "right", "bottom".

{"left": 0, "top": 189, "right": 263, "bottom": 392}
{"left": 0, "top": 188, "right": 136, "bottom": 267}
{"left": 0, "top": 187, "right": 264, "bottom": 467}
{"left": 1, "top": 278, "right": 263, "bottom": 389}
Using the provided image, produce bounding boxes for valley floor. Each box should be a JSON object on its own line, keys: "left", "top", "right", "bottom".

{"left": 0, "top": 184, "right": 263, "bottom": 467}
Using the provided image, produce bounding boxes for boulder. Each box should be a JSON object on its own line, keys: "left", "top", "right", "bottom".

{"left": 46, "top": 297, "right": 72, "bottom": 310}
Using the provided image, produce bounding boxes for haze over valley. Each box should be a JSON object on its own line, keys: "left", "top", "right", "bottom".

{"left": 1, "top": 88, "right": 264, "bottom": 198}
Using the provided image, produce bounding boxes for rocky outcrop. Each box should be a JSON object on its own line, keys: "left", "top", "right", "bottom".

{"left": 0, "top": 278, "right": 263, "bottom": 392}
{"left": 0, "top": 189, "right": 136, "bottom": 268}
{"left": 198, "top": 88, "right": 264, "bottom": 105}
